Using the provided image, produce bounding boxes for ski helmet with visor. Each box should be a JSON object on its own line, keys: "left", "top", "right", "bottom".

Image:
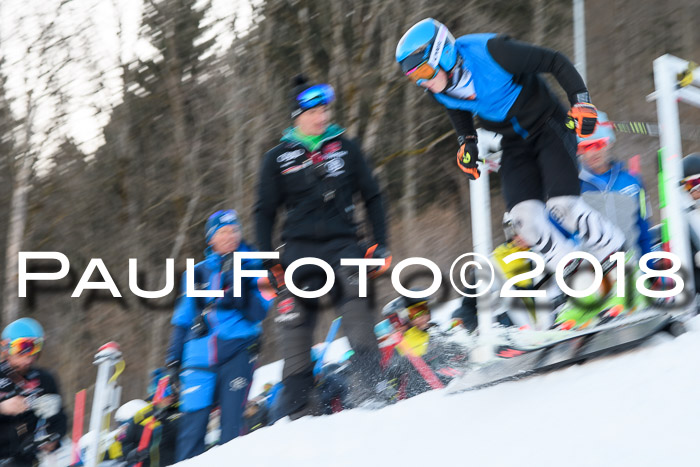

{"left": 396, "top": 18, "right": 457, "bottom": 86}
{"left": 2, "top": 317, "right": 44, "bottom": 356}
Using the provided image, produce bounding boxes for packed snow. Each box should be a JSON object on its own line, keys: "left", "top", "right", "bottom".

{"left": 179, "top": 313, "right": 700, "bottom": 467}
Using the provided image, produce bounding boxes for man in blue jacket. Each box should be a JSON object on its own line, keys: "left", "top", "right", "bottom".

{"left": 166, "top": 210, "right": 272, "bottom": 461}
{"left": 395, "top": 19, "right": 626, "bottom": 284}
{"left": 578, "top": 112, "right": 653, "bottom": 262}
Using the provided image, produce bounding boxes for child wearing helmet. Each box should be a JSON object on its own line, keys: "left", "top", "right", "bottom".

{"left": 381, "top": 295, "right": 469, "bottom": 400}
{"left": 118, "top": 369, "right": 180, "bottom": 467}
{"left": 396, "top": 19, "right": 627, "bottom": 301}
{"left": 577, "top": 112, "right": 653, "bottom": 261}
{"left": 0, "top": 318, "right": 66, "bottom": 466}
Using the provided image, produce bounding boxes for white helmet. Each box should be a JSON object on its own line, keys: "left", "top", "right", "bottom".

{"left": 115, "top": 399, "right": 148, "bottom": 424}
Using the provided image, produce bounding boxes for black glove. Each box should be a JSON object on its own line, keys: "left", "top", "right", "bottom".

{"left": 567, "top": 93, "right": 598, "bottom": 137}
{"left": 126, "top": 446, "right": 150, "bottom": 465}
{"left": 165, "top": 360, "right": 180, "bottom": 398}
{"left": 262, "top": 259, "right": 286, "bottom": 293}
{"left": 456, "top": 135, "right": 480, "bottom": 180}
{"left": 218, "top": 275, "right": 252, "bottom": 310}
{"left": 247, "top": 338, "right": 261, "bottom": 358}
{"left": 17, "top": 432, "right": 37, "bottom": 457}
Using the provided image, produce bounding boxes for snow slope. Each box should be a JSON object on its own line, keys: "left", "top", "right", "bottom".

{"left": 181, "top": 315, "right": 700, "bottom": 467}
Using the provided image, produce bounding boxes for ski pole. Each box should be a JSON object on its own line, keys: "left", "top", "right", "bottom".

{"left": 134, "top": 376, "right": 170, "bottom": 467}
{"left": 395, "top": 337, "right": 445, "bottom": 390}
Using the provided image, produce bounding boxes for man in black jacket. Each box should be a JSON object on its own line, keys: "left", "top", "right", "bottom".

{"left": 255, "top": 75, "right": 390, "bottom": 419}
{"left": 0, "top": 318, "right": 66, "bottom": 467}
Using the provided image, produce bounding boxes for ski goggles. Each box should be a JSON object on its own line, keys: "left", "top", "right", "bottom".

{"left": 577, "top": 137, "right": 609, "bottom": 153}
{"left": 407, "top": 301, "right": 430, "bottom": 320}
{"left": 402, "top": 57, "right": 439, "bottom": 85}
{"left": 7, "top": 337, "right": 43, "bottom": 356}
{"left": 401, "top": 25, "right": 448, "bottom": 85}
{"left": 295, "top": 84, "right": 335, "bottom": 112}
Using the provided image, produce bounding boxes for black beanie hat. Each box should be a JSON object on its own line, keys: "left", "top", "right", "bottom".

{"left": 289, "top": 74, "right": 316, "bottom": 118}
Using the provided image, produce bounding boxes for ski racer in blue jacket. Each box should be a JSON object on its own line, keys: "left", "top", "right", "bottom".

{"left": 166, "top": 210, "right": 272, "bottom": 462}
{"left": 395, "top": 19, "right": 626, "bottom": 281}
{"left": 577, "top": 112, "right": 653, "bottom": 261}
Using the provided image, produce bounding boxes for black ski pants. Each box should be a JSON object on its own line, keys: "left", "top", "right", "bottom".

{"left": 277, "top": 238, "right": 381, "bottom": 416}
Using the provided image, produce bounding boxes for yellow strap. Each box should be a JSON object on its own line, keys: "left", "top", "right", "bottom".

{"left": 678, "top": 62, "right": 697, "bottom": 88}
{"left": 109, "top": 359, "right": 126, "bottom": 384}
{"left": 108, "top": 440, "right": 123, "bottom": 460}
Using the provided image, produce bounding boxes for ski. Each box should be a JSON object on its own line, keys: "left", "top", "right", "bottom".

{"left": 313, "top": 317, "right": 343, "bottom": 376}
{"left": 448, "top": 311, "right": 678, "bottom": 394}
{"left": 71, "top": 390, "right": 86, "bottom": 466}
{"left": 84, "top": 342, "right": 124, "bottom": 467}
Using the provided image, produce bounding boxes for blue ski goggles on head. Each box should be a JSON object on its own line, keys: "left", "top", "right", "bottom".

{"left": 296, "top": 84, "right": 335, "bottom": 112}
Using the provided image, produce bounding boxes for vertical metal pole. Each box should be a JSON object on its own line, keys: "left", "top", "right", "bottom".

{"left": 653, "top": 54, "right": 695, "bottom": 304}
{"left": 573, "top": 0, "right": 587, "bottom": 84}
{"left": 470, "top": 161, "right": 494, "bottom": 362}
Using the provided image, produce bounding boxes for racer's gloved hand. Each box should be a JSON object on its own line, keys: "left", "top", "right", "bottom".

{"left": 567, "top": 94, "right": 598, "bottom": 137}
{"left": 456, "top": 136, "right": 480, "bottom": 180}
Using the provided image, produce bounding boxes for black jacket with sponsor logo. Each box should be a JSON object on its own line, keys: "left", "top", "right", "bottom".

{"left": 255, "top": 125, "right": 387, "bottom": 252}
{"left": 0, "top": 360, "right": 67, "bottom": 466}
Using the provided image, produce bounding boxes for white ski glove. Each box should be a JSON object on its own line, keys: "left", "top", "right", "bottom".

{"left": 30, "top": 394, "right": 62, "bottom": 419}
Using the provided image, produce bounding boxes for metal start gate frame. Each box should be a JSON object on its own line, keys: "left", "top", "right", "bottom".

{"left": 469, "top": 54, "right": 700, "bottom": 361}
{"left": 652, "top": 54, "right": 700, "bottom": 306}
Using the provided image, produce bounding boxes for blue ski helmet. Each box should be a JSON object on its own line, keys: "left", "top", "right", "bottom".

{"left": 148, "top": 367, "right": 174, "bottom": 400}
{"left": 396, "top": 18, "right": 457, "bottom": 85}
{"left": 2, "top": 318, "right": 44, "bottom": 342}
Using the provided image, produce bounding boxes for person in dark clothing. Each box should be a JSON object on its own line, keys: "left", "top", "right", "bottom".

{"left": 0, "top": 318, "right": 67, "bottom": 467}
{"left": 119, "top": 369, "right": 180, "bottom": 467}
{"left": 396, "top": 19, "right": 626, "bottom": 281}
{"left": 254, "top": 75, "right": 391, "bottom": 420}
{"left": 382, "top": 297, "right": 469, "bottom": 400}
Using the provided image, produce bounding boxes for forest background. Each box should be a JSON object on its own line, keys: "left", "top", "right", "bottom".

{"left": 0, "top": 0, "right": 698, "bottom": 416}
